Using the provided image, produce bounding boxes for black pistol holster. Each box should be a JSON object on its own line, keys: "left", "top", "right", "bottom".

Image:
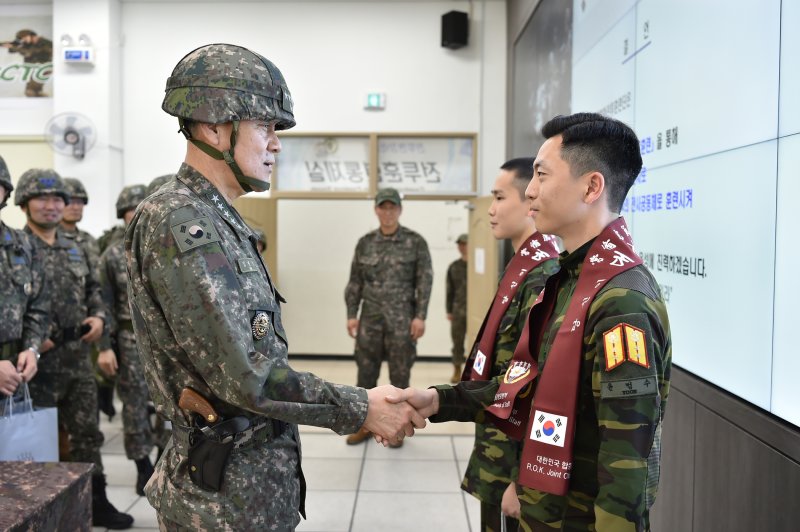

{"left": 187, "top": 415, "right": 250, "bottom": 492}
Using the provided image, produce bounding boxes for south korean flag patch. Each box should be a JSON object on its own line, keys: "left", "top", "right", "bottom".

{"left": 473, "top": 350, "right": 487, "bottom": 376}
{"left": 530, "top": 410, "right": 568, "bottom": 447}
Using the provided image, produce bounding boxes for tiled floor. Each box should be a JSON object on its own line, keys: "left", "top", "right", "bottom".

{"left": 93, "top": 359, "right": 482, "bottom": 532}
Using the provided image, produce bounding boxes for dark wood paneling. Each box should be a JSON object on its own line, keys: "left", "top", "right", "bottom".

{"left": 693, "top": 405, "right": 800, "bottom": 532}
{"left": 650, "top": 389, "right": 694, "bottom": 531}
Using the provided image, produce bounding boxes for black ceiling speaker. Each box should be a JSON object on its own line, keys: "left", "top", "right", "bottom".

{"left": 442, "top": 11, "right": 469, "bottom": 49}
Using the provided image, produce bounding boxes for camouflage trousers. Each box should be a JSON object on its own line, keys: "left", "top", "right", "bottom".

{"left": 517, "top": 487, "right": 595, "bottom": 531}
{"left": 355, "top": 312, "right": 416, "bottom": 389}
{"left": 480, "top": 501, "right": 519, "bottom": 532}
{"left": 116, "top": 330, "right": 154, "bottom": 460}
{"left": 27, "top": 341, "right": 104, "bottom": 476}
{"left": 450, "top": 311, "right": 467, "bottom": 366}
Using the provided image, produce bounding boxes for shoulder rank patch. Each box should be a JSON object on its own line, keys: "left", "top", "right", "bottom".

{"left": 170, "top": 217, "right": 221, "bottom": 254}
{"left": 603, "top": 323, "right": 649, "bottom": 371}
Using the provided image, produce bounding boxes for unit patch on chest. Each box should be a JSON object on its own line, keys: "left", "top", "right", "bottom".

{"left": 170, "top": 217, "right": 221, "bottom": 253}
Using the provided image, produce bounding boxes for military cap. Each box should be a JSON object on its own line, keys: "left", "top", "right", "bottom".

{"left": 116, "top": 184, "right": 148, "bottom": 218}
{"left": 0, "top": 155, "right": 13, "bottom": 194}
{"left": 456, "top": 233, "right": 468, "bottom": 244}
{"left": 162, "top": 43, "right": 295, "bottom": 130}
{"left": 14, "top": 168, "right": 70, "bottom": 206}
{"left": 375, "top": 188, "right": 402, "bottom": 206}
{"left": 63, "top": 177, "right": 89, "bottom": 204}
{"left": 146, "top": 174, "right": 173, "bottom": 196}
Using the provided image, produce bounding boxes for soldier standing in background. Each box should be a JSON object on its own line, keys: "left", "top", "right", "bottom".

{"left": 1, "top": 29, "right": 52, "bottom": 97}
{"left": 0, "top": 155, "right": 46, "bottom": 396}
{"left": 344, "top": 187, "right": 433, "bottom": 446}
{"left": 391, "top": 113, "right": 672, "bottom": 531}
{"left": 446, "top": 233, "right": 468, "bottom": 383}
{"left": 15, "top": 169, "right": 134, "bottom": 529}
{"left": 97, "top": 184, "right": 154, "bottom": 496}
{"left": 61, "top": 177, "right": 116, "bottom": 422}
{"left": 127, "top": 43, "right": 423, "bottom": 530}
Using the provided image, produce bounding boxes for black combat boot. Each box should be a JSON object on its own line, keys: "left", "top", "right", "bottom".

{"left": 92, "top": 474, "right": 134, "bottom": 529}
{"left": 134, "top": 456, "right": 154, "bottom": 496}
{"left": 97, "top": 382, "right": 116, "bottom": 422}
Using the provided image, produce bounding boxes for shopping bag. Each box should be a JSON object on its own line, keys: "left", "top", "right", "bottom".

{"left": 0, "top": 381, "right": 58, "bottom": 462}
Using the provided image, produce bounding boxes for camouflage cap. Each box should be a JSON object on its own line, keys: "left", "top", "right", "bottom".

{"left": 62, "top": 177, "right": 89, "bottom": 204}
{"left": 15, "top": 29, "right": 36, "bottom": 40}
{"left": 116, "top": 184, "right": 148, "bottom": 218}
{"left": 456, "top": 233, "right": 468, "bottom": 244}
{"left": 0, "top": 155, "right": 13, "bottom": 194}
{"left": 147, "top": 173, "right": 173, "bottom": 196}
{"left": 375, "top": 188, "right": 402, "bottom": 206}
{"left": 162, "top": 43, "right": 296, "bottom": 130}
{"left": 14, "top": 168, "right": 70, "bottom": 206}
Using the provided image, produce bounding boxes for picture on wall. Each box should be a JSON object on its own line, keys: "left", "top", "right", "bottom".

{"left": 0, "top": 14, "right": 53, "bottom": 98}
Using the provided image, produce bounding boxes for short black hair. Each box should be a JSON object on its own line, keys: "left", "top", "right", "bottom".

{"left": 500, "top": 157, "right": 535, "bottom": 199}
{"left": 541, "top": 113, "right": 642, "bottom": 212}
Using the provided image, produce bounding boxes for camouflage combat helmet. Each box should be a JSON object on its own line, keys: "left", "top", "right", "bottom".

{"left": 146, "top": 173, "right": 173, "bottom": 196}
{"left": 63, "top": 177, "right": 89, "bottom": 204}
{"left": 14, "top": 168, "right": 70, "bottom": 206}
{"left": 162, "top": 43, "right": 296, "bottom": 194}
{"left": 0, "top": 155, "right": 13, "bottom": 195}
{"left": 116, "top": 184, "right": 148, "bottom": 218}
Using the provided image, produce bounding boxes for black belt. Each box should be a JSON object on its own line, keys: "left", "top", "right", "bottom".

{"left": 0, "top": 339, "right": 22, "bottom": 359}
{"left": 171, "top": 417, "right": 287, "bottom": 456}
{"left": 54, "top": 324, "right": 88, "bottom": 344}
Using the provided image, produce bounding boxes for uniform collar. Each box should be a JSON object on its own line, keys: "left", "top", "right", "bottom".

{"left": 176, "top": 163, "right": 250, "bottom": 237}
{"left": 558, "top": 236, "right": 595, "bottom": 274}
{"left": 23, "top": 225, "right": 73, "bottom": 249}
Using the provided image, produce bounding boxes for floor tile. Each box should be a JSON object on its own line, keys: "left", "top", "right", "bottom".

{"left": 360, "top": 459, "right": 461, "bottom": 493}
{"left": 302, "top": 457, "right": 363, "bottom": 491}
{"left": 453, "top": 434, "right": 475, "bottom": 461}
{"left": 125, "top": 496, "right": 160, "bottom": 529}
{"left": 296, "top": 490, "right": 356, "bottom": 532}
{"left": 352, "top": 492, "right": 469, "bottom": 532}
{"left": 364, "top": 434, "right": 455, "bottom": 461}
{"left": 299, "top": 432, "right": 367, "bottom": 459}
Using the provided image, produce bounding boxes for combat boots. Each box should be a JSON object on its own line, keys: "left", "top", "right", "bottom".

{"left": 450, "top": 364, "right": 462, "bottom": 384}
{"left": 134, "top": 456, "right": 155, "bottom": 496}
{"left": 97, "top": 382, "right": 116, "bottom": 422}
{"left": 92, "top": 474, "right": 134, "bottom": 529}
{"left": 346, "top": 427, "right": 371, "bottom": 445}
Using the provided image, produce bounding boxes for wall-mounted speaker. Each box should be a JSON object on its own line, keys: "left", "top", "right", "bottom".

{"left": 441, "top": 11, "right": 469, "bottom": 49}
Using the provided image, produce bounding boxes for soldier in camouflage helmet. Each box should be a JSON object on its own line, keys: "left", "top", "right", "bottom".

{"left": 0, "top": 29, "right": 52, "bottom": 97}
{"left": 446, "top": 232, "right": 468, "bottom": 383}
{"left": 0, "top": 155, "right": 47, "bottom": 396}
{"left": 96, "top": 184, "right": 155, "bottom": 496}
{"left": 15, "top": 168, "right": 134, "bottom": 529}
{"left": 344, "top": 187, "right": 434, "bottom": 446}
{"left": 391, "top": 113, "right": 672, "bottom": 531}
{"left": 127, "top": 43, "right": 423, "bottom": 530}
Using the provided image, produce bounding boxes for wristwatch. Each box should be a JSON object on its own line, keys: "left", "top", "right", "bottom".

{"left": 27, "top": 346, "right": 41, "bottom": 361}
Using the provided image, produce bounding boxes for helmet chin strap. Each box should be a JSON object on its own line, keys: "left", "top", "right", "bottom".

{"left": 178, "top": 119, "right": 270, "bottom": 193}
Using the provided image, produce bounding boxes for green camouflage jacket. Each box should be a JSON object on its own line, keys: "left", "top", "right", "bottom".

{"left": 458, "top": 256, "right": 559, "bottom": 505}
{"left": 446, "top": 258, "right": 467, "bottom": 317}
{"left": 97, "top": 224, "right": 125, "bottom": 254}
{"left": 433, "top": 238, "right": 671, "bottom": 530}
{"left": 8, "top": 37, "right": 52, "bottom": 63}
{"left": 126, "top": 164, "right": 369, "bottom": 530}
{"left": 345, "top": 225, "right": 433, "bottom": 321}
{"left": 0, "top": 222, "right": 49, "bottom": 355}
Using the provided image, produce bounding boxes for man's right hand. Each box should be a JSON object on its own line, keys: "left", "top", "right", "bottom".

{"left": 98, "top": 349, "right": 118, "bottom": 377}
{"left": 363, "top": 385, "right": 427, "bottom": 446}
{"left": 0, "top": 360, "right": 22, "bottom": 396}
{"left": 40, "top": 338, "right": 55, "bottom": 353}
{"left": 387, "top": 387, "right": 440, "bottom": 418}
{"left": 347, "top": 318, "right": 359, "bottom": 339}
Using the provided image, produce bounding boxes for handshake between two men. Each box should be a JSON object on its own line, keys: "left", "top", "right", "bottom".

{"left": 360, "top": 385, "right": 441, "bottom": 446}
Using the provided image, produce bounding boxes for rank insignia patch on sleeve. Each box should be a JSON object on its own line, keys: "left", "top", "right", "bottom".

{"left": 603, "top": 323, "right": 649, "bottom": 371}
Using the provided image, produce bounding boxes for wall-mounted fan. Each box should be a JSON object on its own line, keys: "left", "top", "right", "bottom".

{"left": 44, "top": 112, "right": 97, "bottom": 160}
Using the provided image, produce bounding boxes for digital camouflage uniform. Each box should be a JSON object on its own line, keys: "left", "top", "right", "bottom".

{"left": 127, "top": 44, "right": 370, "bottom": 530}
{"left": 446, "top": 256, "right": 468, "bottom": 366}
{"left": 99, "top": 184, "right": 152, "bottom": 461}
{"left": 345, "top": 224, "right": 433, "bottom": 389}
{"left": 61, "top": 177, "right": 101, "bottom": 270}
{"left": 436, "top": 255, "right": 559, "bottom": 532}
{"left": 6, "top": 31, "right": 52, "bottom": 97}
{"left": 14, "top": 171, "right": 108, "bottom": 478}
{"left": 128, "top": 164, "right": 369, "bottom": 530}
{"left": 0, "top": 157, "right": 49, "bottom": 367}
{"left": 432, "top": 238, "right": 671, "bottom": 531}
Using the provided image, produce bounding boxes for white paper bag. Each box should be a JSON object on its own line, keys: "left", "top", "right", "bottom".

{"left": 0, "top": 382, "right": 58, "bottom": 462}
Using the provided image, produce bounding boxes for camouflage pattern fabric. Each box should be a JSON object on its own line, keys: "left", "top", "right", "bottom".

{"left": 13, "top": 168, "right": 69, "bottom": 206}
{"left": 62, "top": 177, "right": 89, "bottom": 203}
{"left": 345, "top": 225, "right": 433, "bottom": 389}
{"left": 100, "top": 240, "right": 153, "bottom": 460}
{"left": 0, "top": 222, "right": 49, "bottom": 357}
{"left": 146, "top": 174, "right": 173, "bottom": 197}
{"left": 126, "top": 163, "right": 369, "bottom": 530}
{"left": 61, "top": 227, "right": 100, "bottom": 273}
{"left": 97, "top": 224, "right": 125, "bottom": 254}
{"left": 446, "top": 257, "right": 467, "bottom": 365}
{"left": 432, "top": 238, "right": 671, "bottom": 530}
{"left": 24, "top": 226, "right": 107, "bottom": 475}
{"left": 6, "top": 36, "right": 51, "bottom": 96}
